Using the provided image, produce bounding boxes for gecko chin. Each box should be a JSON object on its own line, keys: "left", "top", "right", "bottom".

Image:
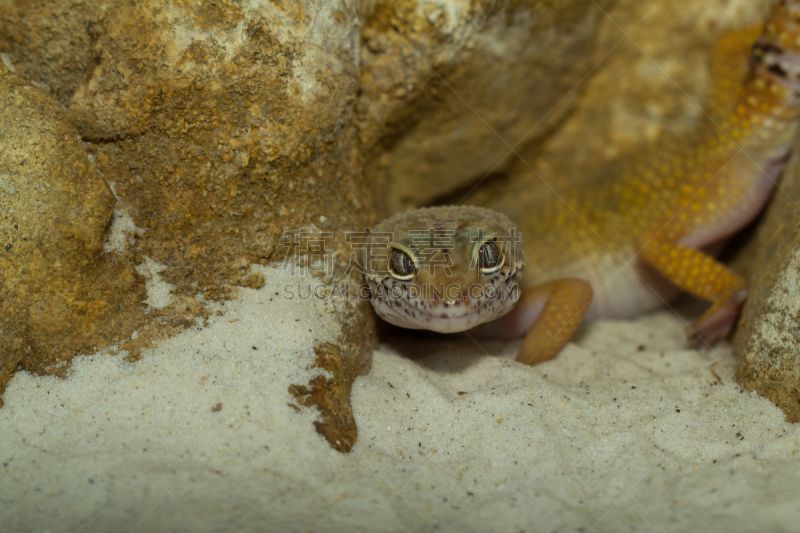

{"left": 379, "top": 308, "right": 484, "bottom": 333}
{"left": 368, "top": 280, "right": 521, "bottom": 333}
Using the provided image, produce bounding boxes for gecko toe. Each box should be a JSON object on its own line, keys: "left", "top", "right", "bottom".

{"left": 684, "top": 299, "right": 745, "bottom": 348}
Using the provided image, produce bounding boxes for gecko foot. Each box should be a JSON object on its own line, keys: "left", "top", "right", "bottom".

{"left": 684, "top": 289, "right": 746, "bottom": 348}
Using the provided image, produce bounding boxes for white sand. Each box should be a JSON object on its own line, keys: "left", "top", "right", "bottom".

{"left": 2, "top": 265, "right": 800, "bottom": 532}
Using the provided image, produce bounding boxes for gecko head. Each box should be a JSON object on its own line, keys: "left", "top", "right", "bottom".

{"left": 364, "top": 206, "right": 524, "bottom": 333}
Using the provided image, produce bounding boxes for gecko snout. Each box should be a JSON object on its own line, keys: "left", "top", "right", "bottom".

{"left": 432, "top": 286, "right": 471, "bottom": 308}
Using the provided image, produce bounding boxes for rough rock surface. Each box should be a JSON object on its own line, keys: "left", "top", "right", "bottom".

{"left": 732, "top": 138, "right": 800, "bottom": 422}
{"left": 0, "top": 0, "right": 377, "bottom": 448}
{"left": 358, "top": 0, "right": 613, "bottom": 212}
{"left": 0, "top": 66, "right": 147, "bottom": 407}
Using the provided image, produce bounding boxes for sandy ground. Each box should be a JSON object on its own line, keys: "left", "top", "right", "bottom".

{"left": 2, "top": 264, "right": 800, "bottom": 533}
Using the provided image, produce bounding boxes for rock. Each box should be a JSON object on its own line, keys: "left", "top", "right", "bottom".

{"left": 733, "top": 138, "right": 800, "bottom": 422}
{"left": 359, "top": 0, "right": 611, "bottom": 212}
{"left": 0, "top": 65, "right": 147, "bottom": 405}
{"left": 0, "top": 0, "right": 377, "bottom": 449}
{"left": 290, "top": 338, "right": 373, "bottom": 453}
{"left": 359, "top": 1, "right": 772, "bottom": 213}
{"left": 2, "top": 0, "right": 375, "bottom": 292}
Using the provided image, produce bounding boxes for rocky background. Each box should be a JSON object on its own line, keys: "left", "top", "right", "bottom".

{"left": 1, "top": 0, "right": 793, "bottom": 449}
{"left": 732, "top": 140, "right": 800, "bottom": 422}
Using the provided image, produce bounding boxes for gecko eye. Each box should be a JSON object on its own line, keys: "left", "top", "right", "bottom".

{"left": 477, "top": 239, "right": 504, "bottom": 275}
{"left": 388, "top": 247, "right": 418, "bottom": 280}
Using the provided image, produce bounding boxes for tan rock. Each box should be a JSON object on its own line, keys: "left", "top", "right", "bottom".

{"left": 0, "top": 66, "right": 147, "bottom": 405}
{"left": 0, "top": 0, "right": 377, "bottom": 449}
{"left": 733, "top": 138, "right": 800, "bottom": 422}
{"left": 357, "top": 0, "right": 773, "bottom": 213}
{"left": 359, "top": 0, "right": 612, "bottom": 212}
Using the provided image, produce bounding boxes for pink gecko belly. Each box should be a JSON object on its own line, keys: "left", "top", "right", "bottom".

{"left": 679, "top": 152, "right": 787, "bottom": 250}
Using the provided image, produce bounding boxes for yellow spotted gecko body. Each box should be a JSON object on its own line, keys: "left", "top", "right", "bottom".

{"left": 366, "top": 1, "right": 800, "bottom": 364}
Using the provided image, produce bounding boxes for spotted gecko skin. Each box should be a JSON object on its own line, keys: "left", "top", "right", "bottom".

{"left": 365, "top": 206, "right": 525, "bottom": 333}
{"left": 367, "top": 1, "right": 800, "bottom": 365}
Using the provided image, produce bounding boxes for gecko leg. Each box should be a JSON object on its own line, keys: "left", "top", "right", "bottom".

{"left": 637, "top": 236, "right": 746, "bottom": 346}
{"left": 516, "top": 279, "right": 593, "bottom": 365}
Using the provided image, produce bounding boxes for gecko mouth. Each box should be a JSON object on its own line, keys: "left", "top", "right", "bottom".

{"left": 415, "top": 309, "right": 483, "bottom": 333}
{"left": 376, "top": 305, "right": 484, "bottom": 333}
{"left": 374, "top": 287, "right": 520, "bottom": 333}
{"left": 368, "top": 268, "right": 522, "bottom": 333}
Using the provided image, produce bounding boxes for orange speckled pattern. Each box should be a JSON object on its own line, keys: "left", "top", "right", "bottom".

{"left": 514, "top": 1, "right": 800, "bottom": 364}
{"left": 517, "top": 279, "right": 593, "bottom": 365}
